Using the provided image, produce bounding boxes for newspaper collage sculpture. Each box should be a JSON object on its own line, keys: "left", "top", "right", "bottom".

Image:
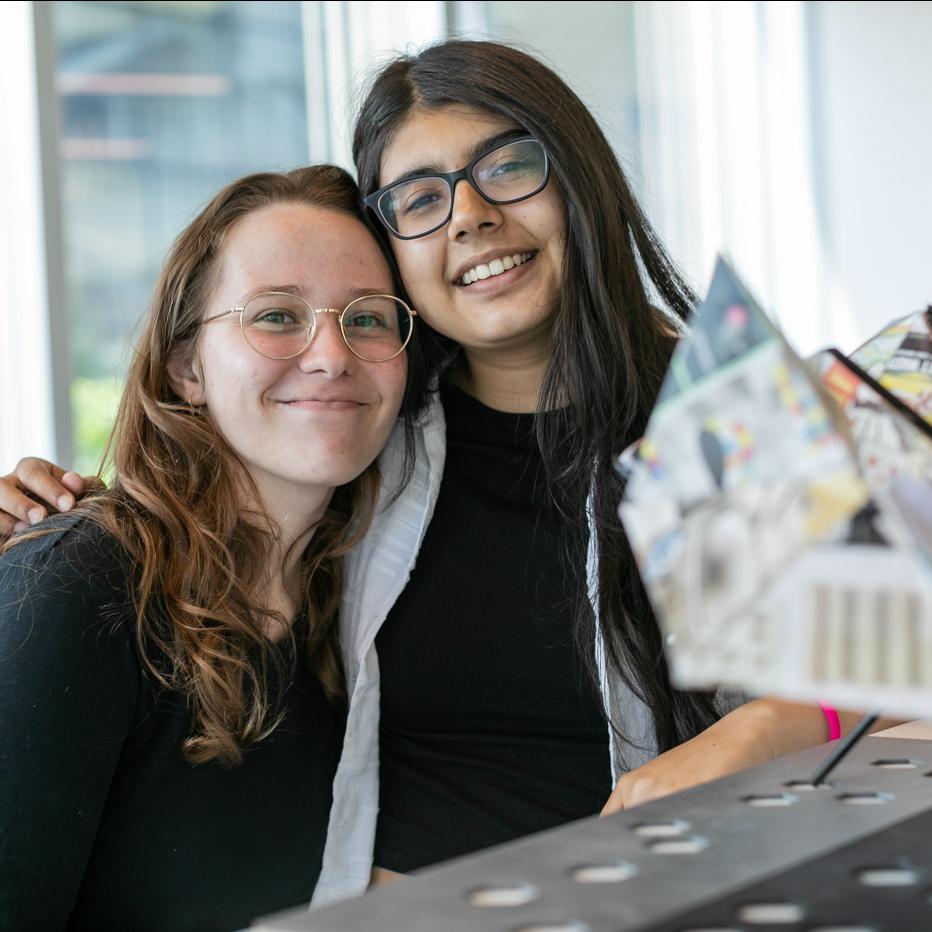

{"left": 618, "top": 258, "right": 932, "bottom": 717}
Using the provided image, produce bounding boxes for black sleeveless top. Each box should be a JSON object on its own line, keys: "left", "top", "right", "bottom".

{"left": 374, "top": 381, "right": 611, "bottom": 872}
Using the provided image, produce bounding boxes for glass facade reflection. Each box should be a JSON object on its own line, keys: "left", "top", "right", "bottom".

{"left": 53, "top": 0, "right": 308, "bottom": 471}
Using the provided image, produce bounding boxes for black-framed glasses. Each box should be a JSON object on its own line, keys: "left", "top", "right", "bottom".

{"left": 364, "top": 136, "right": 550, "bottom": 240}
{"left": 201, "top": 291, "right": 417, "bottom": 362}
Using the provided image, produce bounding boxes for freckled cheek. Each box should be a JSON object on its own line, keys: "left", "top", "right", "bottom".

{"left": 202, "top": 350, "right": 282, "bottom": 412}
{"left": 362, "top": 355, "right": 406, "bottom": 418}
{"left": 382, "top": 361, "right": 408, "bottom": 415}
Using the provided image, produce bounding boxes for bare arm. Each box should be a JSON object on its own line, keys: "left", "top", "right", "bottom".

{"left": 601, "top": 698, "right": 902, "bottom": 813}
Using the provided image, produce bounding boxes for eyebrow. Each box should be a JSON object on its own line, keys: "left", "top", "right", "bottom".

{"left": 241, "top": 285, "right": 392, "bottom": 303}
{"left": 382, "top": 127, "right": 530, "bottom": 188}
{"left": 245, "top": 284, "right": 302, "bottom": 298}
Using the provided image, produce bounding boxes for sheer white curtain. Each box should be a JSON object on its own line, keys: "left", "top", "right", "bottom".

{"left": 633, "top": 0, "right": 852, "bottom": 356}
{"left": 0, "top": 1, "right": 62, "bottom": 469}
{"left": 301, "top": 0, "right": 448, "bottom": 170}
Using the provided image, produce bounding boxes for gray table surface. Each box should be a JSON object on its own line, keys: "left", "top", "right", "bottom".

{"left": 254, "top": 736, "right": 932, "bottom": 932}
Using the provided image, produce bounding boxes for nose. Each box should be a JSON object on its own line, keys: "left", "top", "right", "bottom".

{"left": 447, "top": 177, "right": 503, "bottom": 241}
{"left": 297, "top": 311, "right": 357, "bottom": 377}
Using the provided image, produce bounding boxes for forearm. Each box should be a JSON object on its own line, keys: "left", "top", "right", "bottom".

{"left": 603, "top": 696, "right": 904, "bottom": 813}
{"left": 713, "top": 697, "right": 902, "bottom": 763}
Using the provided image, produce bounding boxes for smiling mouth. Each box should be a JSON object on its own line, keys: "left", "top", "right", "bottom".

{"left": 456, "top": 251, "right": 536, "bottom": 286}
{"left": 281, "top": 399, "right": 366, "bottom": 409}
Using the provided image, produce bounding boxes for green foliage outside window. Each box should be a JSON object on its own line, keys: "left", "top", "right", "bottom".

{"left": 71, "top": 377, "right": 121, "bottom": 481}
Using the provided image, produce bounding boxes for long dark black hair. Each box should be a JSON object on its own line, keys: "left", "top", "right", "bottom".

{"left": 352, "top": 40, "right": 720, "bottom": 757}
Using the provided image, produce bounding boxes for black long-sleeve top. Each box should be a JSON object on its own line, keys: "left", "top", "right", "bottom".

{"left": 0, "top": 515, "right": 343, "bottom": 932}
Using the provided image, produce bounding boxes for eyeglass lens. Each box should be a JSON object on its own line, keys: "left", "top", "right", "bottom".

{"left": 378, "top": 138, "right": 547, "bottom": 238}
{"left": 241, "top": 293, "right": 413, "bottom": 362}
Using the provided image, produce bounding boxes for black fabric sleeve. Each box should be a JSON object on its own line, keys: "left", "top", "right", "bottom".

{"left": 0, "top": 522, "right": 142, "bottom": 931}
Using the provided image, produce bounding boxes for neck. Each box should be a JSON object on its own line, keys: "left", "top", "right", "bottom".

{"left": 242, "top": 476, "right": 334, "bottom": 632}
{"left": 270, "top": 500, "right": 330, "bottom": 592}
{"left": 452, "top": 342, "right": 551, "bottom": 413}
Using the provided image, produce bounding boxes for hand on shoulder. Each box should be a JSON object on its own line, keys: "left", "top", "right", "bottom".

{"left": 0, "top": 457, "right": 102, "bottom": 538}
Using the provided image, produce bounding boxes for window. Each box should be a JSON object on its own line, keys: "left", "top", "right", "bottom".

{"left": 54, "top": 0, "right": 310, "bottom": 473}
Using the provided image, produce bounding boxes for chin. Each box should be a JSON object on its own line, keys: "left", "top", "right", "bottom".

{"left": 289, "top": 458, "right": 375, "bottom": 490}
{"left": 245, "top": 448, "right": 364, "bottom": 493}
{"left": 449, "top": 304, "right": 553, "bottom": 341}
{"left": 469, "top": 321, "right": 551, "bottom": 349}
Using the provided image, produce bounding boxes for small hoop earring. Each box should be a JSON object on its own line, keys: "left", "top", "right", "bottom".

{"left": 186, "top": 398, "right": 200, "bottom": 416}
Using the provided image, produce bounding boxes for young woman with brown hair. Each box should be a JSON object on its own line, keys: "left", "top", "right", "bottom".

{"left": 0, "top": 165, "right": 410, "bottom": 930}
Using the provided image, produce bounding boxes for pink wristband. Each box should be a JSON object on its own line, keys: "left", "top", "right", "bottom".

{"left": 820, "top": 703, "right": 842, "bottom": 741}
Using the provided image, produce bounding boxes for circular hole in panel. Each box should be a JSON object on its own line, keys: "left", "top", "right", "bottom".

{"left": 838, "top": 791, "right": 894, "bottom": 805}
{"left": 857, "top": 867, "right": 921, "bottom": 887}
{"left": 467, "top": 883, "right": 539, "bottom": 907}
{"left": 511, "top": 923, "right": 589, "bottom": 932}
{"left": 570, "top": 862, "right": 639, "bottom": 884}
{"left": 649, "top": 835, "right": 708, "bottom": 855}
{"left": 744, "top": 793, "right": 799, "bottom": 807}
{"left": 871, "top": 758, "right": 920, "bottom": 770}
{"left": 736, "top": 902, "right": 806, "bottom": 924}
{"left": 633, "top": 818, "right": 691, "bottom": 838}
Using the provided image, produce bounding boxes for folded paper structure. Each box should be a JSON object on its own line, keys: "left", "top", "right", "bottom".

{"left": 618, "top": 258, "right": 932, "bottom": 717}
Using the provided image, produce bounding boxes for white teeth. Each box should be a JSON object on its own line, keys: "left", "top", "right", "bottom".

{"left": 459, "top": 252, "right": 533, "bottom": 285}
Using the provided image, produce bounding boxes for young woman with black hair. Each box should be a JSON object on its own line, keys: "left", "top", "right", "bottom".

{"left": 329, "top": 40, "right": 873, "bottom": 898}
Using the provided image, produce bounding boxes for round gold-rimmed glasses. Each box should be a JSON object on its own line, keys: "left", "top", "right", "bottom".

{"left": 201, "top": 291, "right": 417, "bottom": 362}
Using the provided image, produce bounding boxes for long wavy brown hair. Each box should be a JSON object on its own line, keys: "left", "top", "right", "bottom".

{"left": 4, "top": 166, "right": 383, "bottom": 766}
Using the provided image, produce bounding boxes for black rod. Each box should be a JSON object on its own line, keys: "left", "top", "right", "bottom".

{"left": 807, "top": 712, "right": 880, "bottom": 786}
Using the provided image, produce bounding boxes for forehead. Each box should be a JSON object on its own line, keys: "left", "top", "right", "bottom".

{"left": 216, "top": 203, "right": 392, "bottom": 299}
{"left": 379, "top": 104, "right": 521, "bottom": 185}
